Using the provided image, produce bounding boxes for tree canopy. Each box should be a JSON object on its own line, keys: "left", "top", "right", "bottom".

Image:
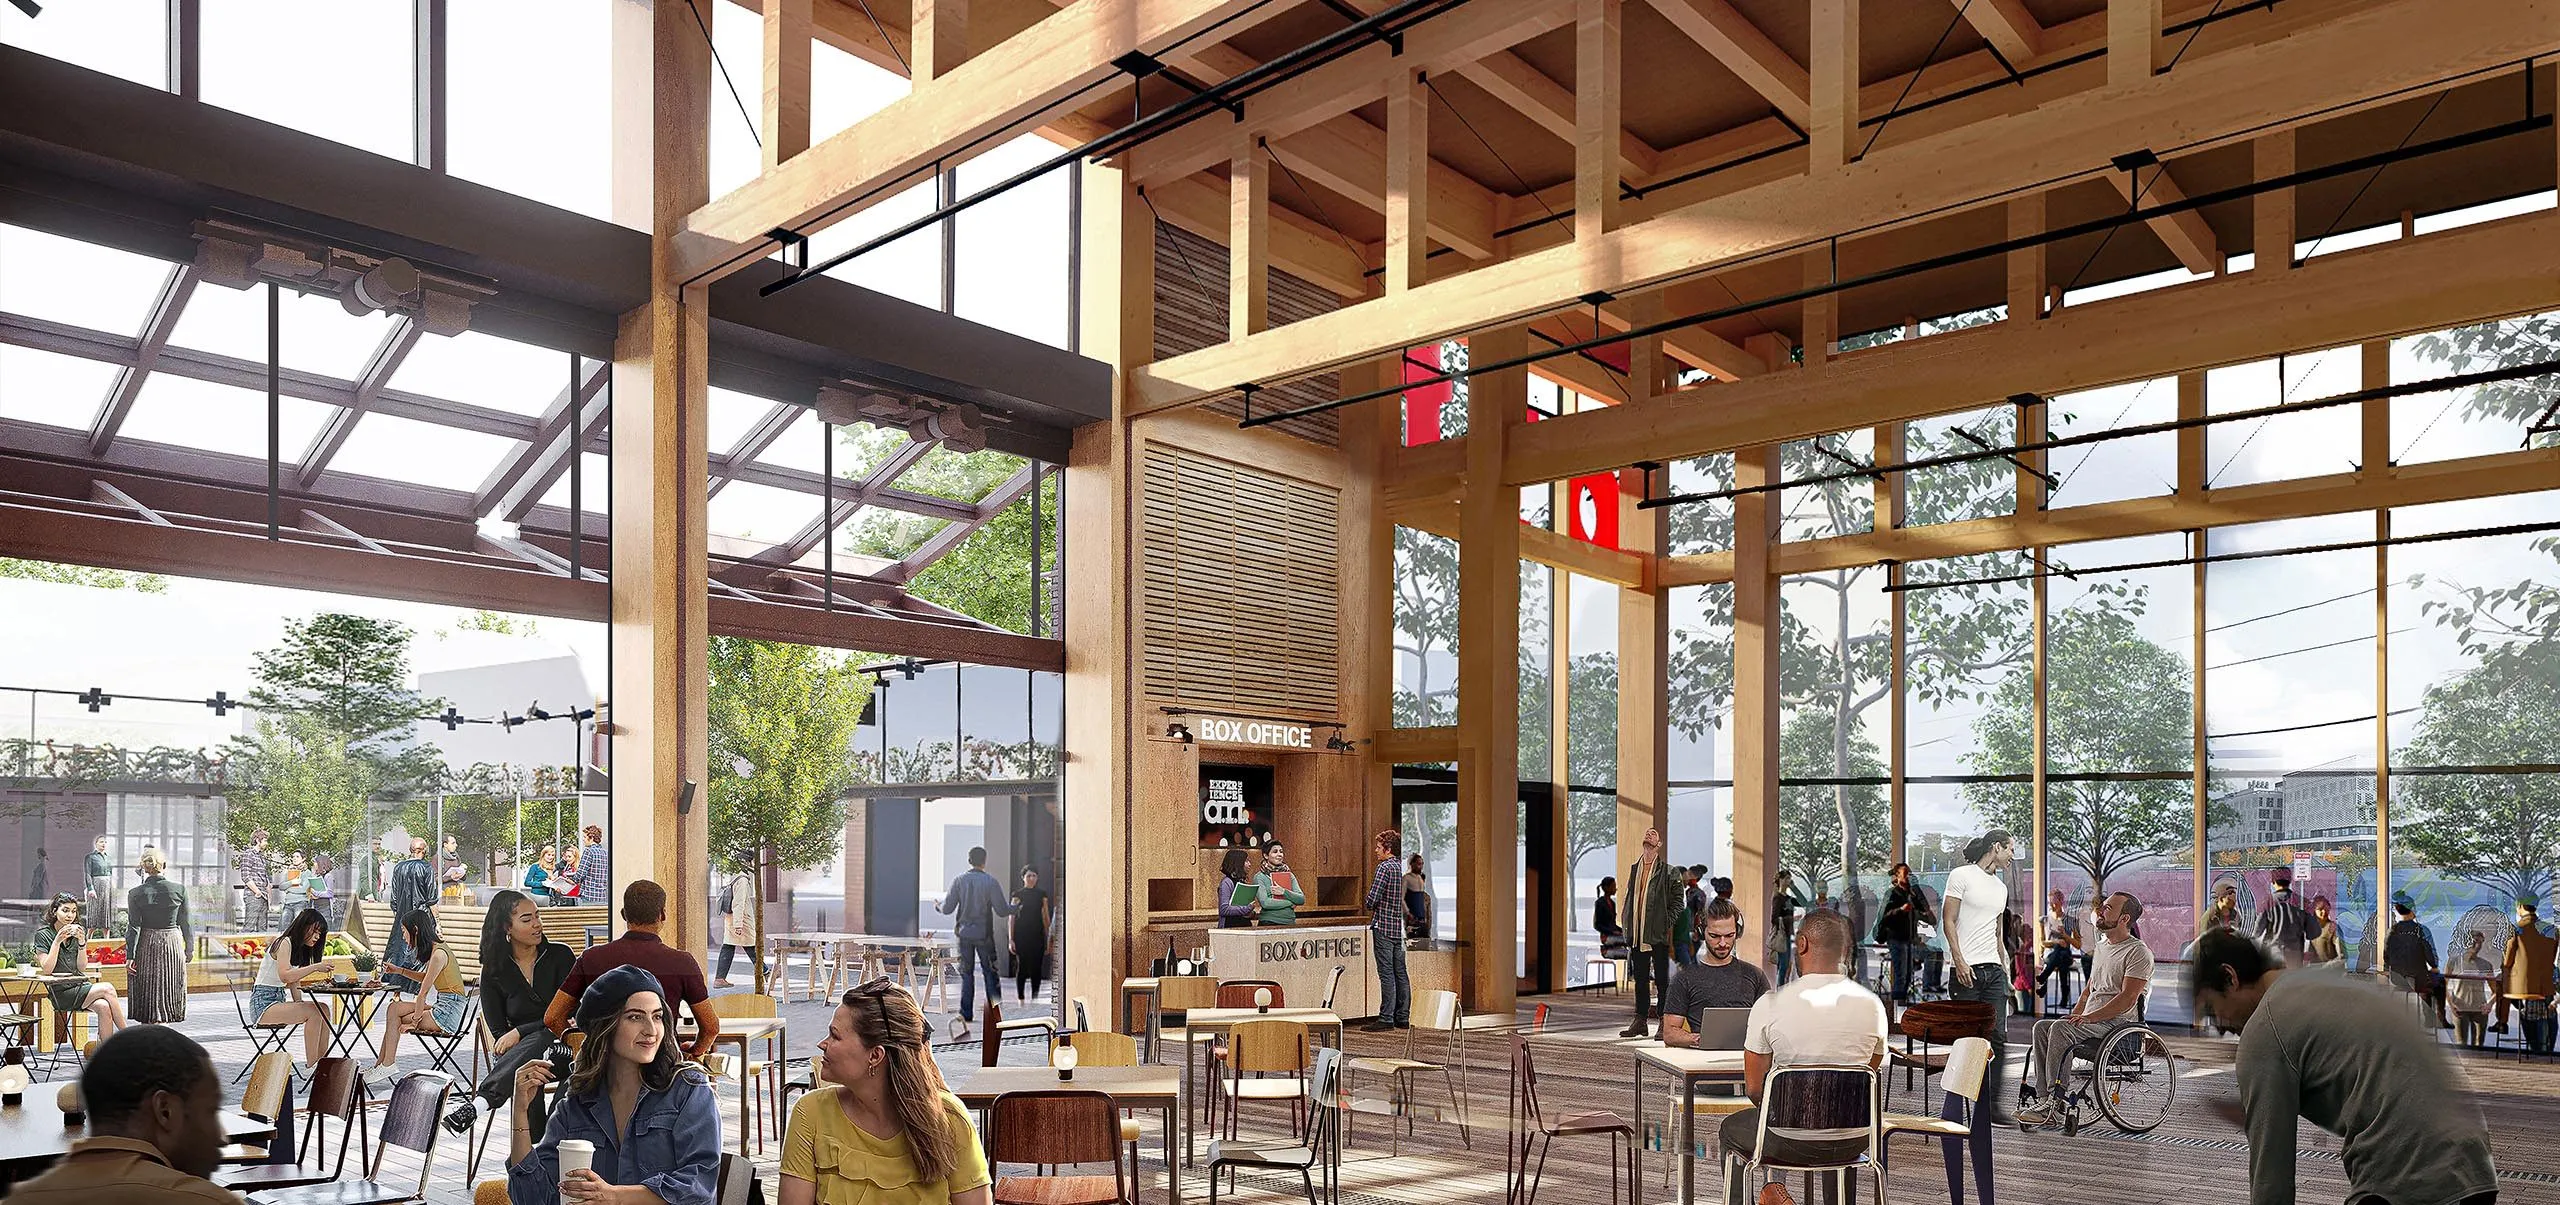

{"left": 0, "top": 559, "right": 167, "bottom": 592}
{"left": 224, "top": 712, "right": 377, "bottom": 861}
{"left": 2392, "top": 639, "right": 2560, "bottom": 906}
{"left": 707, "top": 635, "right": 868, "bottom": 878}
{"left": 243, "top": 613, "right": 446, "bottom": 795}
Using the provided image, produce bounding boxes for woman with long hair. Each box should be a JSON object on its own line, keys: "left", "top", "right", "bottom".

{"left": 123, "top": 845, "right": 190, "bottom": 1022}
{"left": 1215, "top": 847, "right": 1257, "bottom": 928}
{"left": 523, "top": 844, "right": 557, "bottom": 906}
{"left": 779, "top": 979, "right": 991, "bottom": 1205}
{"left": 364, "top": 908, "right": 468, "bottom": 1086}
{"left": 33, "top": 893, "right": 128, "bottom": 1040}
{"left": 442, "top": 889, "right": 574, "bottom": 1134}
{"left": 507, "top": 966, "right": 721, "bottom": 1205}
{"left": 251, "top": 907, "right": 336, "bottom": 1068}
{"left": 1594, "top": 875, "right": 1626, "bottom": 959}
{"left": 2308, "top": 896, "right": 2344, "bottom": 965}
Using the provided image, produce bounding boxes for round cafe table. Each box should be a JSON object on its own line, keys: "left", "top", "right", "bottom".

{"left": 301, "top": 980, "right": 397, "bottom": 1063}
{"left": 0, "top": 1090, "right": 273, "bottom": 1188}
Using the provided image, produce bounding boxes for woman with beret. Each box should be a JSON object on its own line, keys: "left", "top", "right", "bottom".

{"left": 508, "top": 965, "right": 723, "bottom": 1205}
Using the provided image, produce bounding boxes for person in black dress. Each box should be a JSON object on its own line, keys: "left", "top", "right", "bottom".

{"left": 1009, "top": 867, "right": 1052, "bottom": 1004}
{"left": 124, "top": 846, "right": 192, "bottom": 1023}
{"left": 443, "top": 889, "right": 574, "bottom": 1135}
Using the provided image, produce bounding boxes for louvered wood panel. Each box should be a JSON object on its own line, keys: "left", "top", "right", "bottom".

{"left": 1138, "top": 442, "right": 1341, "bottom": 720}
{"left": 1151, "top": 222, "right": 1343, "bottom": 447}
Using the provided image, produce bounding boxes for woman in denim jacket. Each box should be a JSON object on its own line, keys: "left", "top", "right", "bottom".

{"left": 508, "top": 965, "right": 722, "bottom": 1205}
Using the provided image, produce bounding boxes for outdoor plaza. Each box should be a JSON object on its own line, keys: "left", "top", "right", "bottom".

{"left": 3, "top": 0, "right": 2560, "bottom": 1202}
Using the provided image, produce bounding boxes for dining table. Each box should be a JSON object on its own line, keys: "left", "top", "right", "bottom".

{"left": 679, "top": 1015, "right": 787, "bottom": 1156}
{"left": 1630, "top": 1041, "right": 1747, "bottom": 1205}
{"left": 766, "top": 932, "right": 954, "bottom": 1004}
{"left": 952, "top": 1064, "right": 1184, "bottom": 1203}
{"left": 300, "top": 979, "right": 396, "bottom": 1063}
{"left": 0, "top": 971, "right": 99, "bottom": 1070}
{"left": 0, "top": 1093, "right": 273, "bottom": 1187}
{"left": 1172, "top": 1006, "right": 1343, "bottom": 1165}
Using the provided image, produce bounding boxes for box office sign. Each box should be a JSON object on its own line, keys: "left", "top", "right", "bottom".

{"left": 1194, "top": 716, "right": 1315, "bottom": 749}
{"left": 1258, "top": 932, "right": 1363, "bottom": 964}
{"left": 1199, "top": 763, "right": 1276, "bottom": 848}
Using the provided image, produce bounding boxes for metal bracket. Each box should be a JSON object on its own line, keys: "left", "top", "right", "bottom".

{"left": 1236, "top": 381, "right": 1260, "bottom": 424}
{"left": 767, "top": 227, "right": 810, "bottom": 273}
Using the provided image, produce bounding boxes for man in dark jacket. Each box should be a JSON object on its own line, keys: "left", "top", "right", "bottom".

{"left": 2381, "top": 892, "right": 2449, "bottom": 1029}
{"left": 937, "top": 846, "right": 1011, "bottom": 1032}
{"left": 383, "top": 838, "right": 437, "bottom": 969}
{"left": 1620, "top": 827, "right": 1679, "bottom": 1038}
{"left": 2252, "top": 868, "right": 2316, "bottom": 966}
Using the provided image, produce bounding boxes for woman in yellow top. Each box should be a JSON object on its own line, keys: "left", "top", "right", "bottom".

{"left": 363, "top": 908, "right": 468, "bottom": 1086}
{"left": 780, "top": 978, "right": 991, "bottom": 1205}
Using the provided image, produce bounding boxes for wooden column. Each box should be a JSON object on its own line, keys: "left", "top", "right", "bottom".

{"left": 1802, "top": 248, "right": 1837, "bottom": 368}
{"left": 1457, "top": 324, "right": 1526, "bottom": 1012}
{"left": 913, "top": 0, "right": 967, "bottom": 82}
{"left": 2366, "top": 339, "right": 2393, "bottom": 950}
{"left": 2007, "top": 194, "right": 2046, "bottom": 320}
{"left": 1808, "top": 0, "right": 1858, "bottom": 169}
{"left": 1061, "top": 161, "right": 1151, "bottom": 1015}
{"left": 1573, "top": 0, "right": 1622, "bottom": 244}
{"left": 2107, "top": 0, "right": 2159, "bottom": 89}
{"left": 1384, "top": 66, "right": 1430, "bottom": 294}
{"left": 2015, "top": 395, "right": 2047, "bottom": 512}
{"left": 2175, "top": 370, "right": 2206, "bottom": 493}
{"left": 1229, "top": 132, "right": 1269, "bottom": 338}
{"left": 610, "top": 0, "right": 711, "bottom": 951}
{"left": 2255, "top": 131, "right": 2296, "bottom": 272}
{"left": 1349, "top": 360, "right": 1398, "bottom": 853}
{"left": 1618, "top": 306, "right": 1671, "bottom": 877}
{"left": 2189, "top": 527, "right": 2208, "bottom": 933}
{"left": 1729, "top": 443, "right": 1781, "bottom": 975}
{"left": 761, "top": 0, "right": 811, "bottom": 168}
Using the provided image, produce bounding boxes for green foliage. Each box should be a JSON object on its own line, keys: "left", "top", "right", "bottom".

{"left": 1778, "top": 708, "right": 1887, "bottom": 897}
{"left": 900, "top": 476, "right": 1058, "bottom": 633}
{"left": 1391, "top": 526, "right": 1461, "bottom": 726}
{"left": 394, "top": 763, "right": 572, "bottom": 881}
{"left": 0, "top": 559, "right": 168, "bottom": 592}
{"left": 706, "top": 637, "right": 869, "bottom": 878}
{"left": 449, "top": 609, "right": 539, "bottom": 637}
{"left": 2408, "top": 313, "right": 2560, "bottom": 453}
{"left": 243, "top": 613, "right": 446, "bottom": 795}
{"left": 1963, "top": 599, "right": 2221, "bottom": 889}
{"left": 225, "top": 713, "right": 378, "bottom": 863}
{"left": 2392, "top": 641, "right": 2560, "bottom": 906}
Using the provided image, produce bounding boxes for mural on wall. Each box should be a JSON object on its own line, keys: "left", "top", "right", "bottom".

{"left": 1198, "top": 763, "right": 1275, "bottom": 849}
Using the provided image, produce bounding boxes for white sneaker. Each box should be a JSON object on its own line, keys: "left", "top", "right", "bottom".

{"left": 361, "top": 1064, "right": 401, "bottom": 1087}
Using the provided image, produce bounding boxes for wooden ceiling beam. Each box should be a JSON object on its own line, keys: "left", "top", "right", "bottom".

{"left": 1142, "top": 174, "right": 1371, "bottom": 299}
{"left": 1642, "top": 0, "right": 1810, "bottom": 128}
{"left": 2106, "top": 162, "right": 2220, "bottom": 276}
{"left": 1958, "top": 0, "right": 2045, "bottom": 67}
{"left": 1129, "top": 0, "right": 2556, "bottom": 412}
{"left": 1451, "top": 52, "right": 1660, "bottom": 179}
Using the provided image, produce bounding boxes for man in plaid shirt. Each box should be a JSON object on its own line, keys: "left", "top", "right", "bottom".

{"left": 571, "top": 825, "right": 610, "bottom": 904}
{"left": 1363, "top": 829, "right": 1411, "bottom": 1031}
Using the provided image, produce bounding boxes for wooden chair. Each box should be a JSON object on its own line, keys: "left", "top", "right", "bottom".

{"left": 1884, "top": 1036, "right": 1993, "bottom": 1205}
{"left": 1892, "top": 998, "right": 1993, "bottom": 1101}
{"left": 222, "top": 1053, "right": 296, "bottom": 1164}
{"left": 1149, "top": 975, "right": 1219, "bottom": 1066}
{"left": 1217, "top": 981, "right": 1284, "bottom": 1009}
{"left": 218, "top": 1058, "right": 364, "bottom": 1194}
{"left": 1220, "top": 1019, "right": 1311, "bottom": 1140}
{"left": 246, "top": 1071, "right": 452, "bottom": 1205}
{"left": 702, "top": 992, "right": 783, "bottom": 1152}
{"left": 1507, "top": 1033, "right": 1632, "bottom": 1205}
{"left": 410, "top": 992, "right": 479, "bottom": 1083}
{"left": 1071, "top": 996, "right": 1096, "bottom": 1033}
{"left": 1345, "top": 987, "right": 1468, "bottom": 1154}
{"left": 1723, "top": 1065, "right": 1884, "bottom": 1205}
{"left": 988, "top": 1000, "right": 1061, "bottom": 1061}
{"left": 988, "top": 1089, "right": 1131, "bottom": 1205}
{"left": 1205, "top": 1046, "right": 1341, "bottom": 1205}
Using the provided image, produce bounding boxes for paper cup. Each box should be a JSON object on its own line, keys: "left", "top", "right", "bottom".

{"left": 557, "top": 1138, "right": 596, "bottom": 1187}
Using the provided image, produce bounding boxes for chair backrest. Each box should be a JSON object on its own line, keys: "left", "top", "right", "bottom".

{"left": 1413, "top": 988, "right": 1460, "bottom": 1032}
{"left": 1308, "top": 1047, "right": 1346, "bottom": 1112}
{"left": 308, "top": 1057, "right": 362, "bottom": 1123}
{"left": 241, "top": 1052, "right": 291, "bottom": 1122}
{"left": 1059, "top": 1029, "right": 1138, "bottom": 1067}
{"left": 1071, "top": 996, "right": 1093, "bottom": 1032}
{"left": 1758, "top": 1064, "right": 1878, "bottom": 1161}
{"left": 1156, "top": 975, "right": 1217, "bottom": 1013}
{"left": 1896, "top": 999, "right": 1993, "bottom": 1043}
{"left": 1511, "top": 1033, "right": 1544, "bottom": 1127}
{"left": 1227, "top": 1019, "right": 1310, "bottom": 1075}
{"left": 704, "top": 991, "right": 779, "bottom": 1021}
{"left": 988, "top": 1089, "right": 1124, "bottom": 1166}
{"left": 1941, "top": 1037, "right": 1992, "bottom": 1106}
{"left": 715, "top": 1152, "right": 757, "bottom": 1205}
{"left": 1217, "top": 980, "right": 1284, "bottom": 1009}
{"left": 1320, "top": 965, "right": 1345, "bottom": 1010}
{"left": 375, "top": 1071, "right": 454, "bottom": 1163}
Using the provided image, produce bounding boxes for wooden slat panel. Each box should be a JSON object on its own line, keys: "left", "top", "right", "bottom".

{"left": 1138, "top": 441, "right": 1341, "bottom": 718}
{"left": 1152, "top": 222, "right": 1344, "bottom": 447}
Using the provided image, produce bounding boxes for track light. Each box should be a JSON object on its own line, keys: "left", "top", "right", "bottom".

{"left": 815, "top": 381, "right": 995, "bottom": 454}
{"left": 344, "top": 257, "right": 421, "bottom": 316}
{"left": 191, "top": 215, "right": 491, "bottom": 338}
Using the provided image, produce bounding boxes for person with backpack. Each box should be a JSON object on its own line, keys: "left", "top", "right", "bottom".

{"left": 713, "top": 865, "right": 758, "bottom": 988}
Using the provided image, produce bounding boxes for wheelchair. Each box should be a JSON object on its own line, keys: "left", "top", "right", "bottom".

{"left": 2019, "top": 1020, "right": 2178, "bottom": 1136}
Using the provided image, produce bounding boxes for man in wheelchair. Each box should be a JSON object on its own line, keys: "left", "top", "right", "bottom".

{"left": 2016, "top": 890, "right": 2152, "bottom": 1130}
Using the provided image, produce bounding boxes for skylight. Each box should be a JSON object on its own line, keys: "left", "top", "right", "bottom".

{"left": 0, "top": 224, "right": 177, "bottom": 337}
{"left": 118, "top": 372, "right": 333, "bottom": 461}
{"left": 0, "top": 343, "right": 119, "bottom": 432}
{"left": 328, "top": 413, "right": 521, "bottom": 492}
{"left": 170, "top": 280, "right": 400, "bottom": 380}
{"left": 390, "top": 330, "right": 575, "bottom": 415}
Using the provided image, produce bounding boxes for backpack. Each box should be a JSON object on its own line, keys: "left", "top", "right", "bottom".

{"left": 717, "top": 879, "right": 735, "bottom": 915}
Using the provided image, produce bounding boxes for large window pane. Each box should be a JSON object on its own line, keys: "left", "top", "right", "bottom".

{"left": 1392, "top": 527, "right": 1457, "bottom": 726}
{"left": 0, "top": 344, "right": 119, "bottom": 431}
{"left": 955, "top": 136, "right": 1070, "bottom": 350}
{"left": 1779, "top": 567, "right": 1891, "bottom": 899}
{"left": 449, "top": 0, "right": 612, "bottom": 220}
{"left": 1519, "top": 562, "right": 1552, "bottom": 783}
{"left": 2203, "top": 345, "right": 2361, "bottom": 488}
{"left": 1778, "top": 430, "right": 1875, "bottom": 541}
{"left": 1567, "top": 573, "right": 1618, "bottom": 793}
{"left": 2047, "top": 376, "right": 2178, "bottom": 508}
{"left": 1664, "top": 455, "right": 1735, "bottom": 554}
{"left": 171, "top": 282, "right": 401, "bottom": 380}
{"left": 1904, "top": 551, "right": 2034, "bottom": 871}
{"left": 2389, "top": 312, "right": 2560, "bottom": 465}
{"left": 202, "top": 0, "right": 415, "bottom": 162}
{"left": 1, "top": 225, "right": 178, "bottom": 336}
{"left": 1668, "top": 583, "right": 1734, "bottom": 881}
{"left": 1, "top": 0, "right": 166, "bottom": 88}
{"left": 1902, "top": 404, "right": 2016, "bottom": 526}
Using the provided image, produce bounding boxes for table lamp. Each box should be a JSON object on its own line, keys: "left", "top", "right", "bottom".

{"left": 56, "top": 1080, "right": 81, "bottom": 1125}
{"left": 0, "top": 1048, "right": 28, "bottom": 1105}
{"left": 1254, "top": 987, "right": 1272, "bottom": 1014}
{"left": 1053, "top": 1042, "right": 1079, "bottom": 1081}
{"left": 1174, "top": 959, "right": 1196, "bottom": 976}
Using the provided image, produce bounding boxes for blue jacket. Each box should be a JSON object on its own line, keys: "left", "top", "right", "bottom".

{"left": 939, "top": 868, "right": 1011, "bottom": 942}
{"left": 508, "top": 1066, "right": 721, "bottom": 1205}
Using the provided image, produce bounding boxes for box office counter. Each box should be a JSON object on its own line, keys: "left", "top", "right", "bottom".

{"left": 1203, "top": 925, "right": 1468, "bottom": 1018}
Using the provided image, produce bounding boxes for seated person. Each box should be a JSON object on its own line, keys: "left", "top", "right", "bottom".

{"left": 9, "top": 1026, "right": 234, "bottom": 1204}
{"left": 365, "top": 908, "right": 467, "bottom": 1086}
{"left": 2448, "top": 931, "right": 2495, "bottom": 1048}
{"left": 33, "top": 893, "right": 129, "bottom": 1043}
{"left": 2016, "top": 891, "right": 2153, "bottom": 1128}
{"left": 249, "top": 907, "right": 336, "bottom": 1073}
{"left": 1719, "top": 910, "right": 1887, "bottom": 1205}
{"left": 509, "top": 966, "right": 722, "bottom": 1205}
{"left": 547, "top": 880, "right": 720, "bottom": 1061}
{"left": 1663, "top": 898, "right": 1770, "bottom": 1048}
{"left": 445, "top": 890, "right": 576, "bottom": 1134}
{"left": 780, "top": 978, "right": 992, "bottom": 1205}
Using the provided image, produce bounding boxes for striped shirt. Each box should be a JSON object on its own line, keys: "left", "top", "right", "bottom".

{"left": 1365, "top": 858, "right": 1405, "bottom": 941}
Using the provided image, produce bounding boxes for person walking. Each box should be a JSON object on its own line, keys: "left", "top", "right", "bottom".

{"left": 359, "top": 836, "right": 388, "bottom": 903}
{"left": 2204, "top": 881, "right": 2242, "bottom": 935}
{"left": 309, "top": 852, "right": 339, "bottom": 929}
{"left": 1252, "top": 846, "right": 1301, "bottom": 927}
{"left": 85, "top": 835, "right": 114, "bottom": 929}
{"left": 2383, "top": 892, "right": 2452, "bottom": 1029}
{"left": 936, "top": 846, "right": 1010, "bottom": 1033}
{"left": 2016, "top": 891, "right": 2152, "bottom": 1128}
{"left": 2497, "top": 895, "right": 2557, "bottom": 1054}
{"left": 1403, "top": 853, "right": 1432, "bottom": 936}
{"left": 714, "top": 864, "right": 759, "bottom": 988}
{"left": 2190, "top": 928, "right": 2498, "bottom": 1205}
{"left": 2037, "top": 889, "right": 2082, "bottom": 1013}
{"left": 384, "top": 837, "right": 436, "bottom": 968}
{"left": 1877, "top": 863, "right": 1932, "bottom": 1005}
{"left": 124, "top": 846, "right": 191, "bottom": 1023}
{"left": 1941, "top": 829, "right": 2017, "bottom": 1124}
{"left": 1010, "top": 866, "right": 1054, "bottom": 1002}
{"left": 1363, "top": 830, "right": 1412, "bottom": 1032}
{"left": 1620, "top": 827, "right": 1677, "bottom": 1039}
{"left": 2252, "top": 868, "right": 2315, "bottom": 966}
{"left": 1768, "top": 868, "right": 1804, "bottom": 985}
{"left": 234, "top": 828, "right": 273, "bottom": 934}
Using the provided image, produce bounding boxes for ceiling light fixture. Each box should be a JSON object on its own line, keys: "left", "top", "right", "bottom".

{"left": 191, "top": 214, "right": 494, "bottom": 337}
{"left": 813, "top": 382, "right": 998, "bottom": 454}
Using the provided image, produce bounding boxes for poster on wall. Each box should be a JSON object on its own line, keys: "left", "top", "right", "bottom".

{"left": 1198, "top": 763, "right": 1276, "bottom": 849}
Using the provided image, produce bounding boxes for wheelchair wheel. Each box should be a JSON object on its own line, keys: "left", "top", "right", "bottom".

{"left": 2093, "top": 1025, "right": 2176, "bottom": 1134}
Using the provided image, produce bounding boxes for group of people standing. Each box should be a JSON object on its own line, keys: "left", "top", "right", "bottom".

{"left": 934, "top": 847, "right": 1057, "bottom": 1035}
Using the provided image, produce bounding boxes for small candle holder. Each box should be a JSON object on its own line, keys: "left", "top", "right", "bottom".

{"left": 0, "top": 1047, "right": 29, "bottom": 1106}
{"left": 1053, "top": 1044, "right": 1079, "bottom": 1082}
{"left": 1253, "top": 987, "right": 1272, "bottom": 1015}
{"left": 56, "top": 1080, "right": 81, "bottom": 1126}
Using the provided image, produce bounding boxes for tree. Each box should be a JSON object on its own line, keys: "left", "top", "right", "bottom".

{"left": 2408, "top": 313, "right": 2560, "bottom": 455}
{"left": 707, "top": 636, "right": 871, "bottom": 993}
{"left": 1964, "top": 600, "right": 2224, "bottom": 892}
{"left": 1563, "top": 652, "right": 1622, "bottom": 882}
{"left": 1391, "top": 526, "right": 1461, "bottom": 725}
{"left": 447, "top": 609, "right": 538, "bottom": 638}
{"left": 1778, "top": 708, "right": 1887, "bottom": 898}
{"left": 2392, "top": 642, "right": 2560, "bottom": 907}
{"left": 395, "top": 763, "right": 569, "bottom": 887}
{"left": 0, "top": 559, "right": 167, "bottom": 592}
{"left": 244, "top": 613, "right": 446, "bottom": 795}
{"left": 225, "top": 712, "right": 378, "bottom": 865}
{"left": 903, "top": 476, "right": 1058, "bottom": 633}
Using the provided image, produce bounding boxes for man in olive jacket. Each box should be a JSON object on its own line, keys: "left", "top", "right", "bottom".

{"left": 1620, "top": 827, "right": 1680, "bottom": 1038}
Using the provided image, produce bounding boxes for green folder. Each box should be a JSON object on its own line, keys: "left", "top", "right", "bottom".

{"left": 1230, "top": 879, "right": 1260, "bottom": 909}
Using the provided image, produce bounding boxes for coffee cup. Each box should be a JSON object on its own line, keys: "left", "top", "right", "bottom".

{"left": 557, "top": 1138, "right": 596, "bottom": 1187}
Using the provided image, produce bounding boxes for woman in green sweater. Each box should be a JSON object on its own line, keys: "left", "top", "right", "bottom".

{"left": 1255, "top": 843, "right": 1305, "bottom": 927}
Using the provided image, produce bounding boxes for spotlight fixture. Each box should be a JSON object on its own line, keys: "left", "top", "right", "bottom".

{"left": 812, "top": 382, "right": 998, "bottom": 454}
{"left": 1167, "top": 722, "right": 1194, "bottom": 744}
{"left": 191, "top": 214, "right": 493, "bottom": 337}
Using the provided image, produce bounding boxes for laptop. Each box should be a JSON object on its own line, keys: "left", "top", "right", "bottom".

{"left": 1687, "top": 1006, "right": 1754, "bottom": 1051}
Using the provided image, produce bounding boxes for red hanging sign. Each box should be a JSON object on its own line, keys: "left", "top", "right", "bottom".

{"left": 1565, "top": 471, "right": 1622, "bottom": 550}
{"left": 1400, "top": 346, "right": 1452, "bottom": 446}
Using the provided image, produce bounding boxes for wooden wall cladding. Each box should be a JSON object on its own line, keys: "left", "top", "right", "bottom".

{"left": 1137, "top": 441, "right": 1342, "bottom": 720}
{"left": 1151, "top": 222, "right": 1342, "bottom": 447}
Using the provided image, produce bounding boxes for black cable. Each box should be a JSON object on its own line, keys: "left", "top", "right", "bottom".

{"left": 684, "top": 0, "right": 763, "bottom": 150}
{"left": 1856, "top": 0, "right": 1972, "bottom": 163}
{"left": 846, "top": 0, "right": 909, "bottom": 74}
{"left": 1137, "top": 188, "right": 1220, "bottom": 309}
{"left": 1258, "top": 137, "right": 1366, "bottom": 267}
{"left": 1422, "top": 72, "right": 1566, "bottom": 236}
{"left": 1883, "top": 517, "right": 2560, "bottom": 594}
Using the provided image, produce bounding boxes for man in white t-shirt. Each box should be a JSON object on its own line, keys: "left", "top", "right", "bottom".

{"left": 1719, "top": 909, "right": 1887, "bottom": 1205}
{"left": 1939, "top": 829, "right": 2016, "bottom": 1122}
{"left": 2017, "top": 890, "right": 2155, "bottom": 1128}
